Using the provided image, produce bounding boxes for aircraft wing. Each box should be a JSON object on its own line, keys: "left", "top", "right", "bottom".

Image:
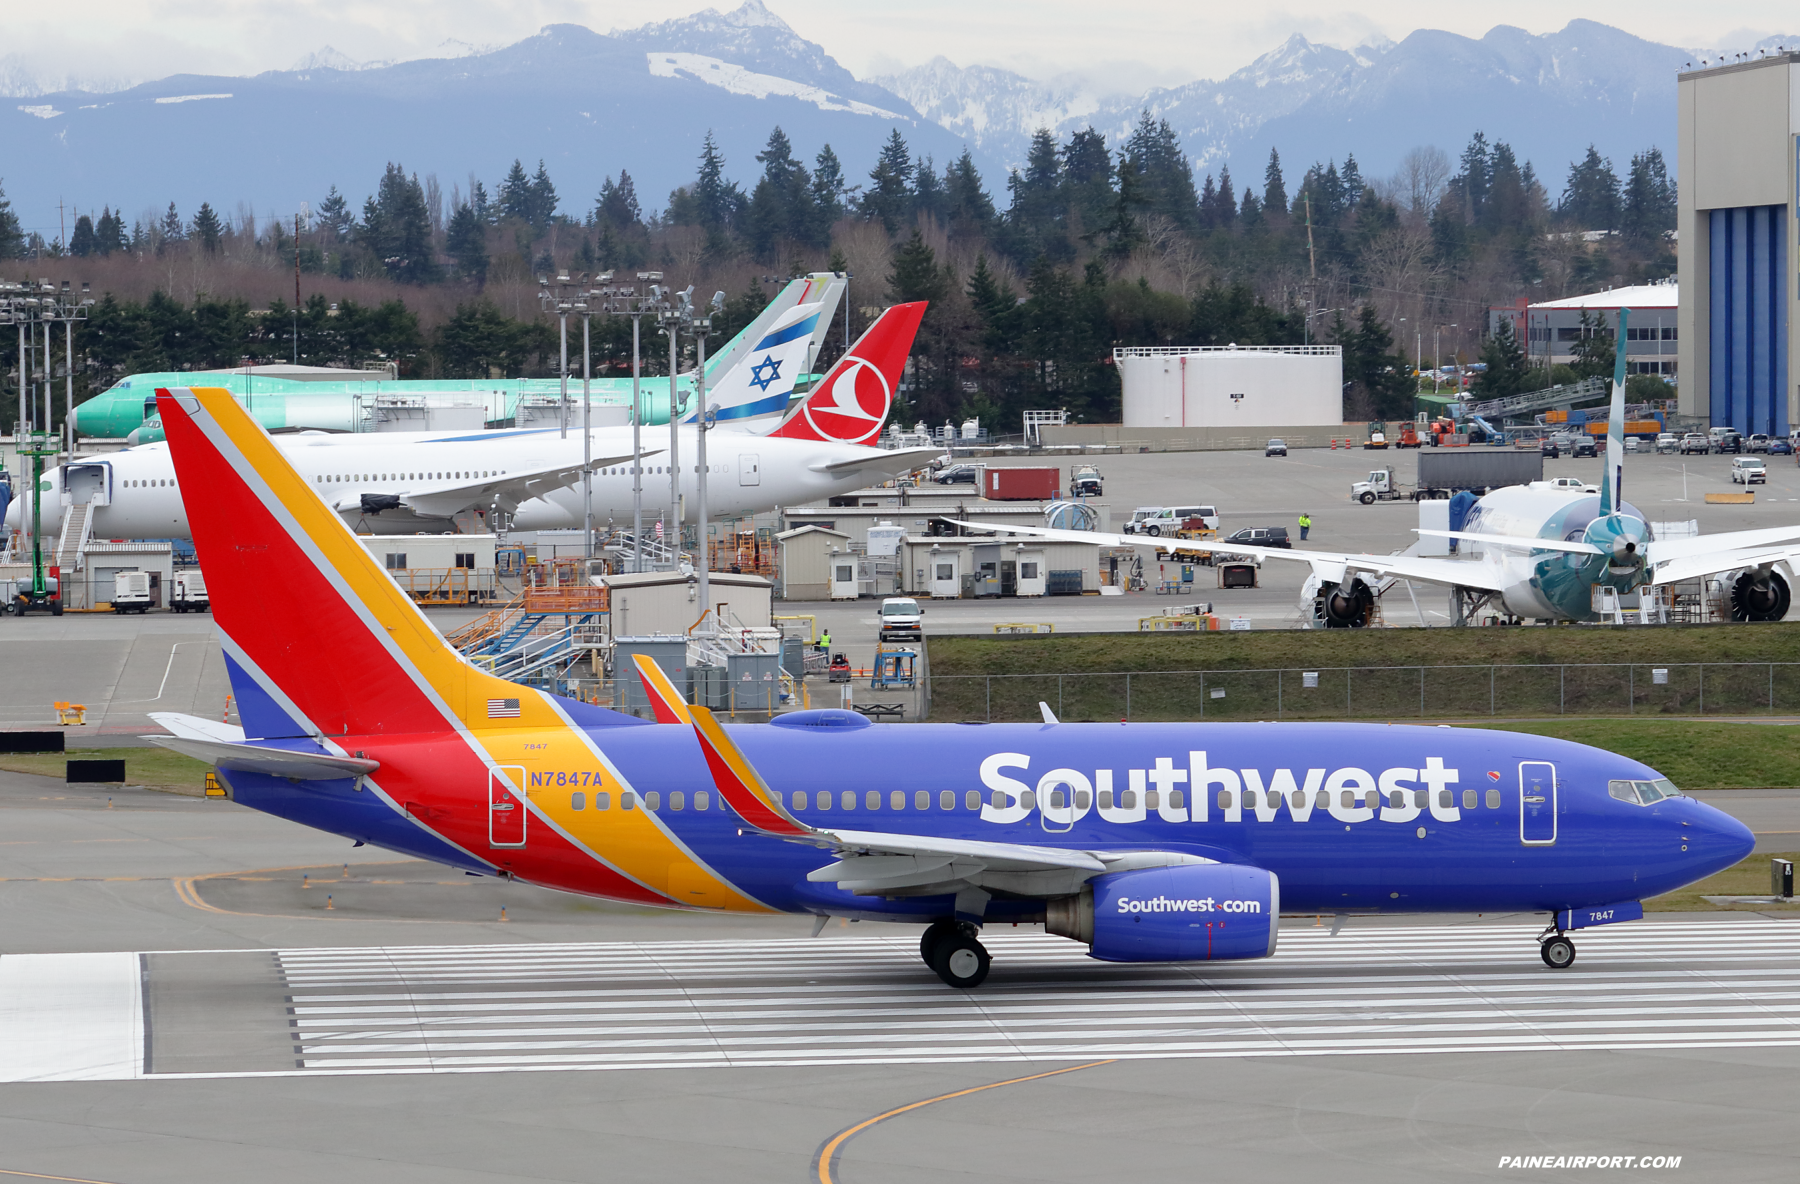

{"left": 811, "top": 446, "right": 947, "bottom": 476}
{"left": 351, "top": 450, "right": 641, "bottom": 518}
{"left": 1651, "top": 545, "right": 1800, "bottom": 586}
{"left": 1417, "top": 529, "right": 1602, "bottom": 555}
{"left": 945, "top": 520, "right": 1511, "bottom": 594}
{"left": 676, "top": 690, "right": 1210, "bottom": 899}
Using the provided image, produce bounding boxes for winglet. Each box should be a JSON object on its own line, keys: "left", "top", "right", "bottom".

{"left": 1601, "top": 307, "right": 1629, "bottom": 518}
{"left": 686, "top": 705, "right": 815, "bottom": 838}
{"left": 631, "top": 653, "right": 692, "bottom": 724}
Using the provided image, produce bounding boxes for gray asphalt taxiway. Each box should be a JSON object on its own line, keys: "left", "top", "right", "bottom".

{"left": 0, "top": 768, "right": 1796, "bottom": 1183}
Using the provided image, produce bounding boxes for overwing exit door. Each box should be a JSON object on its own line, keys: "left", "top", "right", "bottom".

{"left": 1519, "top": 761, "right": 1557, "bottom": 845}
{"left": 739, "top": 454, "right": 761, "bottom": 486}
{"left": 490, "top": 766, "right": 527, "bottom": 847}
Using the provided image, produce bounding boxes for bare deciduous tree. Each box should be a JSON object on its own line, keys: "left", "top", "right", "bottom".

{"left": 1393, "top": 146, "right": 1451, "bottom": 218}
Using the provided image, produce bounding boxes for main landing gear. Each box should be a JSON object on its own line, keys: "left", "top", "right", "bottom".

{"left": 1539, "top": 932, "right": 1577, "bottom": 969}
{"left": 920, "top": 919, "right": 991, "bottom": 988}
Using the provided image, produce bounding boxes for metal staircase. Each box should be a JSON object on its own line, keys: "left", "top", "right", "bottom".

{"left": 54, "top": 501, "right": 93, "bottom": 571}
{"left": 1457, "top": 376, "right": 1607, "bottom": 422}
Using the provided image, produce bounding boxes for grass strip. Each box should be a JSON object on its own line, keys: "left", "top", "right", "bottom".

{"left": 0, "top": 747, "right": 214, "bottom": 795}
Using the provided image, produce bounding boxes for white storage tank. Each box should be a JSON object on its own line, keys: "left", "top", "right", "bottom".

{"left": 1115, "top": 346, "right": 1344, "bottom": 428}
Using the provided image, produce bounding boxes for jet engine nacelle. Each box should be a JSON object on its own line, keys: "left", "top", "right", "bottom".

{"left": 1316, "top": 577, "right": 1375, "bottom": 628}
{"left": 1730, "top": 566, "right": 1791, "bottom": 622}
{"left": 1045, "top": 864, "right": 1280, "bottom": 963}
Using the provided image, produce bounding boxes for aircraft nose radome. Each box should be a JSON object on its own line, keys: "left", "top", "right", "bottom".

{"left": 1692, "top": 801, "right": 1756, "bottom": 870}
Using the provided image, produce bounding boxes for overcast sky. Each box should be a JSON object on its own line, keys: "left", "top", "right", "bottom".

{"left": 4, "top": 0, "right": 1796, "bottom": 96}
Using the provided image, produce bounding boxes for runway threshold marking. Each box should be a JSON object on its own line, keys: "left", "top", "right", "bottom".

{"left": 812, "top": 1060, "right": 1114, "bottom": 1184}
{"left": 5, "top": 921, "right": 1799, "bottom": 1082}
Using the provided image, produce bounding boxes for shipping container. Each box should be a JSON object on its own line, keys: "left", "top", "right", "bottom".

{"left": 1416, "top": 450, "right": 1542, "bottom": 494}
{"left": 984, "top": 467, "right": 1060, "bottom": 500}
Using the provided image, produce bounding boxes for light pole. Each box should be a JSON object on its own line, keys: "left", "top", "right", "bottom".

{"left": 1432, "top": 323, "right": 1460, "bottom": 394}
{"left": 599, "top": 272, "right": 664, "bottom": 572}
{"left": 670, "top": 289, "right": 726, "bottom": 618}
{"left": 659, "top": 295, "right": 687, "bottom": 560}
{"left": 538, "top": 274, "right": 578, "bottom": 440}
{"left": 1303, "top": 307, "right": 1342, "bottom": 347}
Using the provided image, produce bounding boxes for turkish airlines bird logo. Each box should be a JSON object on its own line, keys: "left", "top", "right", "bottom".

{"left": 802, "top": 358, "right": 891, "bottom": 444}
{"left": 770, "top": 301, "right": 925, "bottom": 444}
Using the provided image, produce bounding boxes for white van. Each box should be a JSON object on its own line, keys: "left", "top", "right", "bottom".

{"left": 1123, "top": 505, "right": 1219, "bottom": 537}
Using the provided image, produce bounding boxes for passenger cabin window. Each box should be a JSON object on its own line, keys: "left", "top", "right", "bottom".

{"left": 939, "top": 790, "right": 954, "bottom": 810}
{"left": 571, "top": 792, "right": 586, "bottom": 811}
{"left": 670, "top": 791, "right": 684, "bottom": 811}
{"left": 621, "top": 791, "right": 635, "bottom": 810}
{"left": 643, "top": 791, "right": 660, "bottom": 811}
{"left": 595, "top": 792, "right": 610, "bottom": 810}
{"left": 916, "top": 790, "right": 930, "bottom": 810}
{"left": 1486, "top": 789, "right": 1500, "bottom": 809}
{"left": 965, "top": 790, "right": 981, "bottom": 811}
{"left": 1462, "top": 790, "right": 1477, "bottom": 810}
{"left": 791, "top": 790, "right": 808, "bottom": 810}
{"left": 695, "top": 791, "right": 709, "bottom": 811}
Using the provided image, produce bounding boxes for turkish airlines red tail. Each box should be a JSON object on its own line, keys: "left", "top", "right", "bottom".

{"left": 769, "top": 301, "right": 926, "bottom": 443}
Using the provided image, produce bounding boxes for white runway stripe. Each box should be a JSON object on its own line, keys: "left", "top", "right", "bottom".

{"left": 262, "top": 920, "right": 1800, "bottom": 1075}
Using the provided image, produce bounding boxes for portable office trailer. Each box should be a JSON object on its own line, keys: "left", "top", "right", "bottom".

{"left": 898, "top": 536, "right": 1097, "bottom": 598}
{"left": 602, "top": 570, "right": 773, "bottom": 637}
{"left": 358, "top": 534, "right": 498, "bottom": 572}
{"left": 774, "top": 525, "right": 853, "bottom": 601}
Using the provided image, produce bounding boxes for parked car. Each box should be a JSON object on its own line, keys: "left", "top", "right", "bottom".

{"left": 876, "top": 597, "right": 924, "bottom": 641}
{"left": 1655, "top": 433, "right": 1680, "bottom": 454}
{"left": 933, "top": 463, "right": 981, "bottom": 485}
{"left": 1546, "top": 476, "right": 1599, "bottom": 493}
{"left": 1265, "top": 438, "right": 1288, "bottom": 457}
{"left": 1731, "top": 456, "right": 1767, "bottom": 484}
{"left": 1747, "top": 433, "right": 1773, "bottom": 452}
{"left": 1770, "top": 438, "right": 1793, "bottom": 456}
{"left": 1572, "top": 437, "right": 1597, "bottom": 458}
{"left": 1712, "top": 428, "right": 1744, "bottom": 453}
{"left": 1540, "top": 438, "right": 1561, "bottom": 458}
{"left": 1205, "top": 526, "right": 1291, "bottom": 565}
{"left": 1680, "top": 433, "right": 1711, "bottom": 454}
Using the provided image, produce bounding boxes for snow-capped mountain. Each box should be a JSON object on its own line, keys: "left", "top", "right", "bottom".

{"left": 0, "top": 7, "right": 1753, "bottom": 224}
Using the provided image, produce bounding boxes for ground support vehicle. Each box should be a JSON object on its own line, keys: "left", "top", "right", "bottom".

{"left": 1731, "top": 457, "right": 1767, "bottom": 484}
{"left": 1352, "top": 451, "right": 1543, "bottom": 503}
{"left": 1069, "top": 464, "right": 1103, "bottom": 495}
{"left": 111, "top": 572, "right": 155, "bottom": 613}
{"left": 1365, "top": 421, "right": 1388, "bottom": 449}
{"left": 1396, "top": 423, "right": 1421, "bottom": 448}
{"left": 169, "top": 571, "right": 209, "bottom": 613}
{"left": 876, "top": 597, "right": 923, "bottom": 642}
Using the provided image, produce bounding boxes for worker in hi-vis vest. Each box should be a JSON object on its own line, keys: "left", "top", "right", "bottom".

{"left": 1298, "top": 512, "right": 1312, "bottom": 541}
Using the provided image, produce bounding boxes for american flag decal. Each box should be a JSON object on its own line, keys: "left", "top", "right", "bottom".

{"left": 487, "top": 698, "right": 521, "bottom": 718}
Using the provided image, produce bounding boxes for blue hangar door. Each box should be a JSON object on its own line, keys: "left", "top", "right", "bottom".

{"left": 1709, "top": 205, "right": 1790, "bottom": 438}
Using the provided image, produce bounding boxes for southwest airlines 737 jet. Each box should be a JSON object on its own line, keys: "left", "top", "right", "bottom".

{"left": 981, "top": 308, "right": 1800, "bottom": 628}
{"left": 10, "top": 302, "right": 939, "bottom": 539}
{"left": 145, "top": 383, "right": 1752, "bottom": 987}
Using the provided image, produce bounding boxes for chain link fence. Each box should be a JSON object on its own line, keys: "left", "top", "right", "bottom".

{"left": 925, "top": 663, "right": 1800, "bottom": 722}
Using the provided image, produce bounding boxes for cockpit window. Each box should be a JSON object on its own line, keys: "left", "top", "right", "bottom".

{"left": 1609, "top": 778, "right": 1683, "bottom": 805}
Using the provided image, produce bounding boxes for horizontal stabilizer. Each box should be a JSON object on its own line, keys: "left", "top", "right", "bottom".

{"left": 148, "top": 734, "right": 380, "bottom": 780}
{"left": 148, "top": 710, "right": 245, "bottom": 743}
{"left": 812, "top": 445, "right": 946, "bottom": 475}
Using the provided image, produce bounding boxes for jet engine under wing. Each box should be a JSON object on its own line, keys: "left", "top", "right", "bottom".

{"left": 811, "top": 445, "right": 946, "bottom": 476}
{"left": 944, "top": 520, "right": 1511, "bottom": 593}
{"left": 333, "top": 450, "right": 642, "bottom": 519}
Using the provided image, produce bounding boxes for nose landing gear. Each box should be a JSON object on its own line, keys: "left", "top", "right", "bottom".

{"left": 1539, "top": 933, "right": 1577, "bottom": 969}
{"left": 920, "top": 919, "right": 991, "bottom": 988}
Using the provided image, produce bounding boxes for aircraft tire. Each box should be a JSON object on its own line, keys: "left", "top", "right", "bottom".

{"left": 932, "top": 934, "right": 991, "bottom": 989}
{"left": 919, "top": 920, "right": 960, "bottom": 966}
{"left": 1540, "top": 936, "right": 1576, "bottom": 969}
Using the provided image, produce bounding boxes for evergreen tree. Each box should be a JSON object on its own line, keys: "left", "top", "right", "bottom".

{"left": 1620, "top": 147, "right": 1675, "bottom": 241}
{"left": 364, "top": 163, "right": 438, "bottom": 283}
{"left": 1263, "top": 147, "right": 1287, "bottom": 215}
{"left": 912, "top": 155, "right": 947, "bottom": 226}
{"left": 1123, "top": 113, "right": 1198, "bottom": 229}
{"left": 811, "top": 144, "right": 852, "bottom": 224}
{"left": 889, "top": 227, "right": 947, "bottom": 305}
{"left": 1340, "top": 155, "right": 1363, "bottom": 206}
{"left": 966, "top": 253, "right": 1017, "bottom": 353}
{"left": 943, "top": 148, "right": 997, "bottom": 242}
{"left": 317, "top": 186, "right": 354, "bottom": 239}
{"left": 1214, "top": 165, "right": 1236, "bottom": 227}
{"left": 69, "top": 214, "right": 96, "bottom": 257}
{"left": 1456, "top": 132, "right": 1493, "bottom": 222}
{"left": 528, "top": 160, "right": 558, "bottom": 228}
{"left": 1061, "top": 128, "right": 1115, "bottom": 234}
{"left": 0, "top": 182, "right": 22, "bottom": 259}
{"left": 95, "top": 207, "right": 126, "bottom": 255}
{"left": 497, "top": 160, "right": 534, "bottom": 225}
{"left": 1472, "top": 317, "right": 1531, "bottom": 398}
{"left": 748, "top": 125, "right": 817, "bottom": 259}
{"left": 445, "top": 201, "right": 488, "bottom": 285}
{"left": 158, "top": 203, "right": 184, "bottom": 246}
{"left": 1561, "top": 146, "right": 1620, "bottom": 231}
{"left": 1569, "top": 309, "right": 1615, "bottom": 379}
{"left": 1340, "top": 305, "right": 1413, "bottom": 418}
{"left": 467, "top": 179, "right": 492, "bottom": 225}
{"left": 1100, "top": 151, "right": 1148, "bottom": 260}
{"left": 191, "top": 202, "right": 224, "bottom": 253}
{"left": 863, "top": 128, "right": 915, "bottom": 233}
{"left": 596, "top": 172, "right": 643, "bottom": 231}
